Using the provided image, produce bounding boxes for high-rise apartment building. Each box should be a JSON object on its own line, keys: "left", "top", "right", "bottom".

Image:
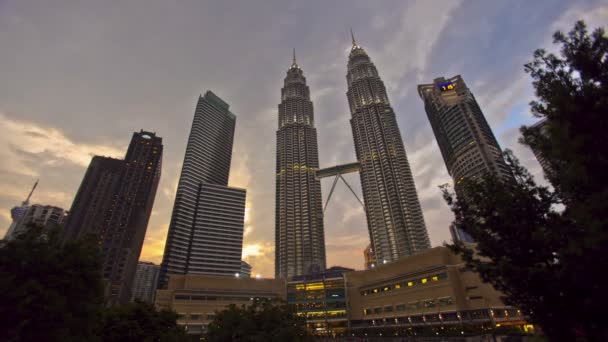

{"left": 4, "top": 180, "right": 38, "bottom": 240}
{"left": 64, "top": 130, "right": 163, "bottom": 304}
{"left": 275, "top": 52, "right": 326, "bottom": 278}
{"left": 131, "top": 261, "right": 161, "bottom": 303}
{"left": 418, "top": 75, "right": 511, "bottom": 243}
{"left": 528, "top": 119, "right": 554, "bottom": 176}
{"left": 363, "top": 244, "right": 376, "bottom": 270}
{"left": 159, "top": 91, "right": 246, "bottom": 288}
{"left": 7, "top": 204, "right": 67, "bottom": 239}
{"left": 346, "top": 34, "right": 430, "bottom": 263}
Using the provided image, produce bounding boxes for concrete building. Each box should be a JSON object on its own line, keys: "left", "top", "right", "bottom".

{"left": 131, "top": 261, "right": 161, "bottom": 303}
{"left": 528, "top": 119, "right": 554, "bottom": 176}
{"left": 346, "top": 32, "right": 430, "bottom": 263}
{"left": 418, "top": 75, "right": 511, "bottom": 243}
{"left": 155, "top": 274, "right": 285, "bottom": 338}
{"left": 239, "top": 260, "right": 252, "bottom": 278}
{"left": 6, "top": 203, "right": 67, "bottom": 240}
{"left": 159, "top": 91, "right": 246, "bottom": 287}
{"left": 4, "top": 180, "right": 38, "bottom": 240}
{"left": 158, "top": 247, "right": 527, "bottom": 338}
{"left": 346, "top": 247, "right": 526, "bottom": 336}
{"left": 64, "top": 130, "right": 163, "bottom": 304}
{"left": 363, "top": 244, "right": 376, "bottom": 270}
{"left": 275, "top": 51, "right": 326, "bottom": 278}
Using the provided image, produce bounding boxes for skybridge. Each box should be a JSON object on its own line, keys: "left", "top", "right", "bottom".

{"left": 316, "top": 162, "right": 365, "bottom": 214}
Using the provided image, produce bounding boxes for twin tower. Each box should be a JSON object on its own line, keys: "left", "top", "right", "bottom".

{"left": 275, "top": 35, "right": 431, "bottom": 278}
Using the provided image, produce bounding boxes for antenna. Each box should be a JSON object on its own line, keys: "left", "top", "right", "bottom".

{"left": 23, "top": 179, "right": 38, "bottom": 206}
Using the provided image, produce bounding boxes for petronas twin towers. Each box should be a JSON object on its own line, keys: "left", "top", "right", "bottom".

{"left": 275, "top": 34, "right": 430, "bottom": 278}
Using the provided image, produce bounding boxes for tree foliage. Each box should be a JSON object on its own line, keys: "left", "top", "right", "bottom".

{"left": 0, "top": 225, "right": 187, "bottom": 341}
{"left": 0, "top": 225, "right": 104, "bottom": 342}
{"left": 205, "top": 300, "right": 314, "bottom": 342}
{"left": 101, "top": 301, "right": 187, "bottom": 342}
{"left": 445, "top": 21, "right": 608, "bottom": 341}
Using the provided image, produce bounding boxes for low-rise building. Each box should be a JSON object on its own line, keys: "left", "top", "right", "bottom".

{"left": 287, "top": 268, "right": 350, "bottom": 336}
{"left": 346, "top": 247, "right": 526, "bottom": 336}
{"left": 155, "top": 274, "right": 285, "bottom": 338}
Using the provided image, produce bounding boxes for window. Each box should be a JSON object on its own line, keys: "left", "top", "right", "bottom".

{"left": 190, "top": 314, "right": 201, "bottom": 320}
{"left": 207, "top": 313, "right": 216, "bottom": 320}
{"left": 407, "top": 302, "right": 420, "bottom": 310}
{"left": 423, "top": 299, "right": 436, "bottom": 308}
{"left": 363, "top": 308, "right": 370, "bottom": 316}
{"left": 396, "top": 304, "right": 406, "bottom": 312}
{"left": 384, "top": 306, "right": 393, "bottom": 313}
{"left": 438, "top": 297, "right": 454, "bottom": 306}
{"left": 373, "top": 307, "right": 382, "bottom": 314}
{"left": 420, "top": 278, "right": 428, "bottom": 284}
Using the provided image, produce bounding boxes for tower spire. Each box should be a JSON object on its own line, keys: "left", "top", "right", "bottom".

{"left": 23, "top": 179, "right": 38, "bottom": 206}
{"left": 351, "top": 28, "right": 356, "bottom": 46}
{"left": 291, "top": 48, "right": 298, "bottom": 68}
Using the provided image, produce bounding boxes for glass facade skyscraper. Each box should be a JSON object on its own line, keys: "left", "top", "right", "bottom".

{"left": 346, "top": 35, "right": 430, "bottom": 263}
{"left": 418, "top": 75, "right": 511, "bottom": 243}
{"left": 275, "top": 52, "right": 326, "bottom": 278}
{"left": 159, "top": 91, "right": 246, "bottom": 288}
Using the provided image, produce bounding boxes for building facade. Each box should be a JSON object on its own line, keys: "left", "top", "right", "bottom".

{"left": 275, "top": 52, "right": 326, "bottom": 278}
{"left": 528, "top": 119, "right": 554, "bottom": 176}
{"left": 4, "top": 180, "right": 38, "bottom": 240}
{"left": 158, "top": 248, "right": 528, "bottom": 338}
{"left": 346, "top": 247, "right": 527, "bottom": 337}
{"left": 156, "top": 274, "right": 285, "bottom": 338}
{"left": 159, "top": 91, "right": 246, "bottom": 287}
{"left": 363, "top": 244, "right": 377, "bottom": 270}
{"left": 240, "top": 260, "right": 252, "bottom": 278}
{"left": 346, "top": 35, "right": 430, "bottom": 263}
{"left": 64, "top": 130, "right": 163, "bottom": 304}
{"left": 6, "top": 204, "right": 67, "bottom": 240}
{"left": 417, "top": 75, "right": 511, "bottom": 243}
{"left": 131, "top": 261, "right": 161, "bottom": 303}
{"left": 287, "top": 269, "right": 349, "bottom": 336}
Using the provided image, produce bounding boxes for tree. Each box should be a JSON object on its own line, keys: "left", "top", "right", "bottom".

{"left": 0, "top": 225, "right": 104, "bottom": 342}
{"left": 100, "top": 301, "right": 187, "bottom": 342}
{"left": 205, "top": 300, "right": 314, "bottom": 342}
{"left": 444, "top": 21, "right": 608, "bottom": 341}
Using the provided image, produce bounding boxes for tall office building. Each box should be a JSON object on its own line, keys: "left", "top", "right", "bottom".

{"left": 275, "top": 51, "right": 326, "bottom": 278}
{"left": 131, "top": 261, "right": 161, "bottom": 303}
{"left": 418, "top": 75, "right": 511, "bottom": 243}
{"left": 363, "top": 244, "right": 376, "bottom": 270}
{"left": 346, "top": 33, "right": 430, "bottom": 263}
{"left": 159, "top": 91, "right": 246, "bottom": 288}
{"left": 64, "top": 130, "right": 163, "bottom": 304}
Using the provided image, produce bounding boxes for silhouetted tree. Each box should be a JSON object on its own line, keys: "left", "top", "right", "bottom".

{"left": 101, "top": 301, "right": 187, "bottom": 342}
{"left": 445, "top": 21, "right": 608, "bottom": 341}
{"left": 0, "top": 225, "right": 104, "bottom": 342}
{"left": 205, "top": 300, "right": 314, "bottom": 342}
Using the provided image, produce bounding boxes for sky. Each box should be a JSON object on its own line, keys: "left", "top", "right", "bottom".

{"left": 1, "top": 0, "right": 607, "bottom": 277}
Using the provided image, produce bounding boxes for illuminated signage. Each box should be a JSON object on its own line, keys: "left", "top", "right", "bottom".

{"left": 437, "top": 82, "right": 455, "bottom": 92}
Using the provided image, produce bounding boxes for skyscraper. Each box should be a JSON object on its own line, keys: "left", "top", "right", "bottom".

{"left": 7, "top": 204, "right": 67, "bottom": 239}
{"left": 64, "top": 130, "right": 163, "bottom": 304}
{"left": 417, "top": 75, "right": 511, "bottom": 242}
{"left": 131, "top": 261, "right": 161, "bottom": 303}
{"left": 159, "top": 91, "right": 246, "bottom": 287}
{"left": 346, "top": 33, "right": 431, "bottom": 263}
{"left": 275, "top": 51, "right": 326, "bottom": 278}
{"left": 528, "top": 119, "right": 554, "bottom": 176}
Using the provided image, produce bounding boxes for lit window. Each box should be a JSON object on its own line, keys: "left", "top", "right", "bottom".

{"left": 395, "top": 284, "right": 401, "bottom": 289}
{"left": 421, "top": 278, "right": 428, "bottom": 284}
{"left": 432, "top": 276, "right": 439, "bottom": 281}
{"left": 407, "top": 282, "right": 413, "bottom": 287}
